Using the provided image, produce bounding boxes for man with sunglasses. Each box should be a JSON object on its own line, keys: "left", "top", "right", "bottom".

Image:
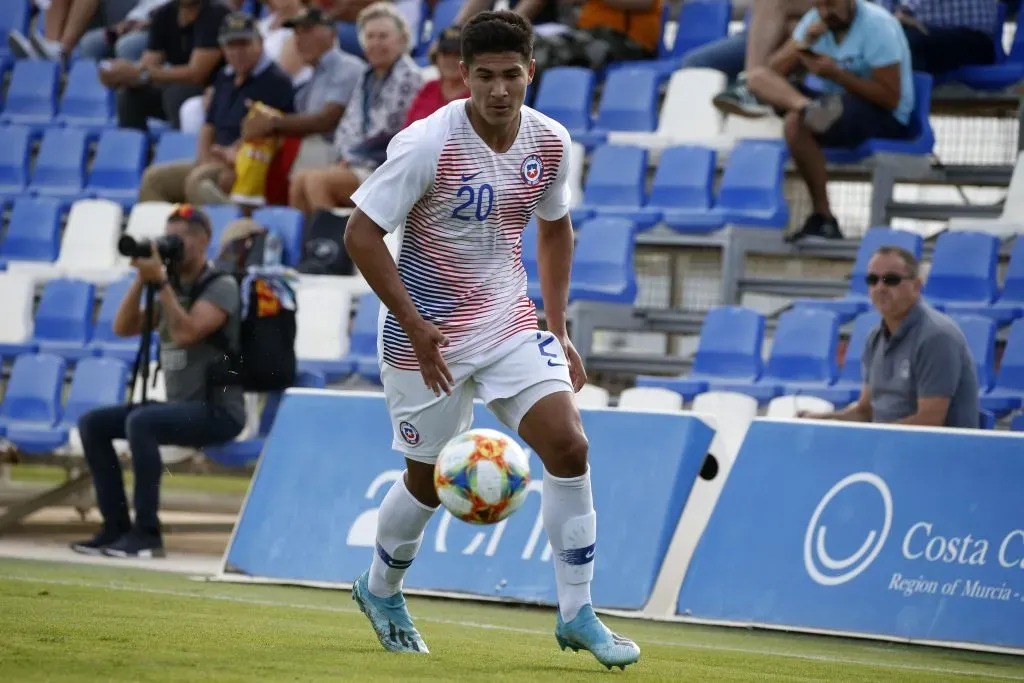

{"left": 71, "top": 205, "right": 246, "bottom": 559}
{"left": 800, "top": 245, "right": 979, "bottom": 429}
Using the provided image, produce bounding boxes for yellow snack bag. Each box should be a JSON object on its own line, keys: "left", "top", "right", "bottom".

{"left": 230, "top": 102, "right": 282, "bottom": 207}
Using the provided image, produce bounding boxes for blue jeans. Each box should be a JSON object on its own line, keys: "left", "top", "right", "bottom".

{"left": 79, "top": 401, "right": 244, "bottom": 535}
{"left": 77, "top": 28, "right": 149, "bottom": 61}
{"left": 679, "top": 31, "right": 748, "bottom": 82}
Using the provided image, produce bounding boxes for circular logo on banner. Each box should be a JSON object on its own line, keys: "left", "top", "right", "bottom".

{"left": 520, "top": 154, "right": 544, "bottom": 186}
{"left": 803, "top": 472, "right": 893, "bottom": 587}
{"left": 399, "top": 421, "right": 420, "bottom": 446}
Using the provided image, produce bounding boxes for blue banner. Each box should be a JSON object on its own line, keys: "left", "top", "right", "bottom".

{"left": 226, "top": 390, "right": 713, "bottom": 610}
{"left": 677, "top": 420, "right": 1024, "bottom": 648}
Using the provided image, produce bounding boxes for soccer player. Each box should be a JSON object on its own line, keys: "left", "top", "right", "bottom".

{"left": 341, "top": 9, "right": 640, "bottom": 671}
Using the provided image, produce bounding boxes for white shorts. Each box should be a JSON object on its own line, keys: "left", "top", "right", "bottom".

{"left": 380, "top": 330, "right": 574, "bottom": 463}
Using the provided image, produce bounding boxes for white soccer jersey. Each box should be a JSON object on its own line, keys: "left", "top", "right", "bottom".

{"left": 350, "top": 99, "right": 573, "bottom": 371}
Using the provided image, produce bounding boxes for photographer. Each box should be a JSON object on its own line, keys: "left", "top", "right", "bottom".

{"left": 71, "top": 205, "right": 246, "bottom": 559}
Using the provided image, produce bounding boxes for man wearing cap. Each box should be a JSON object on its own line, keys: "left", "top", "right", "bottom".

{"left": 72, "top": 205, "right": 246, "bottom": 559}
{"left": 100, "top": 0, "right": 232, "bottom": 131}
{"left": 241, "top": 7, "right": 367, "bottom": 172}
{"left": 403, "top": 26, "right": 469, "bottom": 127}
{"left": 138, "top": 11, "right": 296, "bottom": 205}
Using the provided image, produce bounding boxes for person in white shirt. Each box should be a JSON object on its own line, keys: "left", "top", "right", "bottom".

{"left": 342, "top": 9, "right": 641, "bottom": 671}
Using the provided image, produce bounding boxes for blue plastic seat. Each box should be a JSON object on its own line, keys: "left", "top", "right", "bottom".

{"left": 32, "top": 278, "right": 96, "bottom": 361}
{"left": 924, "top": 230, "right": 1000, "bottom": 309}
{"left": 414, "top": 0, "right": 463, "bottom": 57}
{"left": 824, "top": 73, "right": 935, "bottom": 163}
{"left": 533, "top": 67, "right": 595, "bottom": 136}
{"left": 338, "top": 291, "right": 382, "bottom": 383}
{"left": 937, "top": 5, "right": 1021, "bottom": 91}
{"left": 56, "top": 59, "right": 116, "bottom": 129}
{"left": 251, "top": 206, "right": 304, "bottom": 266}
{"left": 0, "top": 1, "right": 31, "bottom": 65}
{"left": 711, "top": 308, "right": 840, "bottom": 403}
{"left": 576, "top": 145, "right": 656, "bottom": 228}
{"left": 640, "top": 145, "right": 721, "bottom": 233}
{"left": 521, "top": 218, "right": 542, "bottom": 304}
{"left": 29, "top": 127, "right": 90, "bottom": 199}
{"left": 90, "top": 276, "right": 145, "bottom": 362}
{"left": 980, "top": 318, "right": 1024, "bottom": 416}
{"left": 0, "top": 125, "right": 33, "bottom": 197}
{"left": 336, "top": 22, "right": 364, "bottom": 58}
{"left": 636, "top": 306, "right": 765, "bottom": 400}
{"left": 0, "top": 197, "right": 62, "bottom": 266}
{"left": 0, "top": 59, "right": 60, "bottom": 127}
{"left": 799, "top": 309, "right": 880, "bottom": 406}
{"left": 713, "top": 140, "right": 789, "bottom": 228}
{"left": 575, "top": 68, "right": 659, "bottom": 148}
{"left": 607, "top": 1, "right": 731, "bottom": 78}
{"left": 793, "top": 227, "right": 924, "bottom": 322}
{"left": 205, "top": 204, "right": 244, "bottom": 258}
{"left": 86, "top": 128, "right": 148, "bottom": 209}
{"left": 941, "top": 237, "right": 1024, "bottom": 326}
{"left": 568, "top": 216, "right": 639, "bottom": 304}
{"left": 0, "top": 353, "right": 68, "bottom": 454}
{"left": 950, "top": 314, "right": 997, "bottom": 393}
{"left": 152, "top": 131, "right": 198, "bottom": 166}
{"left": 62, "top": 357, "right": 129, "bottom": 429}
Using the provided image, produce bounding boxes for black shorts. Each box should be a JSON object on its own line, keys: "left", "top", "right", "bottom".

{"left": 779, "top": 85, "right": 913, "bottom": 148}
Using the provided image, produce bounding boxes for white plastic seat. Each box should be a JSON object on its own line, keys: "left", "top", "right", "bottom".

{"left": 567, "top": 141, "right": 585, "bottom": 209}
{"left": 58, "top": 199, "right": 125, "bottom": 282}
{"left": 295, "top": 284, "right": 352, "bottom": 362}
{"left": 574, "top": 383, "right": 610, "bottom": 409}
{"left": 0, "top": 271, "right": 36, "bottom": 350}
{"left": 618, "top": 386, "right": 684, "bottom": 411}
{"left": 692, "top": 390, "right": 758, "bottom": 462}
{"left": 765, "top": 395, "right": 835, "bottom": 418}
{"left": 117, "top": 201, "right": 176, "bottom": 270}
{"left": 718, "top": 112, "right": 784, "bottom": 151}
{"left": 947, "top": 150, "right": 1024, "bottom": 237}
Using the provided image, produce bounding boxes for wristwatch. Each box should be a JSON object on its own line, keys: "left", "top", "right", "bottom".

{"left": 138, "top": 67, "right": 150, "bottom": 85}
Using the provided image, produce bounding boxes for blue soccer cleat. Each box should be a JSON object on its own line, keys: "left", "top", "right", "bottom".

{"left": 351, "top": 570, "right": 429, "bottom": 654}
{"left": 555, "top": 604, "right": 640, "bottom": 670}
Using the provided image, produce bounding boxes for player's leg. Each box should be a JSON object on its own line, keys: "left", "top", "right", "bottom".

{"left": 352, "top": 364, "right": 474, "bottom": 654}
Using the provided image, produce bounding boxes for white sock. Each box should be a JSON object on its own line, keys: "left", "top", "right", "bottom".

{"left": 542, "top": 467, "right": 595, "bottom": 623}
{"left": 367, "top": 476, "right": 437, "bottom": 599}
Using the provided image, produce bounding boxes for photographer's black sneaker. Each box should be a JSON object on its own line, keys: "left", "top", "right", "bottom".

{"left": 70, "top": 528, "right": 126, "bottom": 556}
{"left": 102, "top": 530, "right": 165, "bottom": 559}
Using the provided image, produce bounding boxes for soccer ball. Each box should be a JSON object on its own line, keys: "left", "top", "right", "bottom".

{"left": 433, "top": 428, "right": 531, "bottom": 525}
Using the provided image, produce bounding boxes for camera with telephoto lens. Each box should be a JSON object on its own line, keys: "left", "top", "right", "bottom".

{"left": 117, "top": 234, "right": 185, "bottom": 263}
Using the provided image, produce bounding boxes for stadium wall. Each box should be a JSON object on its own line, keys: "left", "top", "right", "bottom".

{"left": 212, "top": 389, "right": 1024, "bottom": 655}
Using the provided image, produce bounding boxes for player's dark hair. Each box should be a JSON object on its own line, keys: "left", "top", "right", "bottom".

{"left": 460, "top": 10, "right": 534, "bottom": 65}
{"left": 874, "top": 245, "right": 920, "bottom": 278}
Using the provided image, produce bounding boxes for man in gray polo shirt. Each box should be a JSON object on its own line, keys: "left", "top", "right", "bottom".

{"left": 241, "top": 7, "right": 365, "bottom": 168}
{"left": 801, "top": 245, "right": 979, "bottom": 428}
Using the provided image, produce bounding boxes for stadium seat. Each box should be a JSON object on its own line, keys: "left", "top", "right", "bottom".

{"left": 532, "top": 67, "right": 595, "bottom": 135}
{"left": 29, "top": 127, "right": 89, "bottom": 199}
{"left": 575, "top": 383, "right": 610, "bottom": 408}
{"left": 342, "top": 291, "right": 382, "bottom": 382}
{"left": 56, "top": 59, "right": 116, "bottom": 129}
{"left": 0, "top": 1, "right": 30, "bottom": 66}
{"left": 520, "top": 218, "right": 541, "bottom": 304}
{"left": 947, "top": 150, "right": 1024, "bottom": 238}
{"left": 608, "top": 68, "right": 725, "bottom": 150}
{"left": 792, "top": 227, "right": 924, "bottom": 321}
{"left": 574, "top": 68, "right": 659, "bottom": 148}
{"left": 937, "top": 5, "right": 1022, "bottom": 91}
{"left": 0, "top": 271, "right": 37, "bottom": 356}
{"left": 204, "top": 204, "right": 244, "bottom": 258}
{"left": 295, "top": 283, "right": 353, "bottom": 380}
{"left": 90, "top": 275, "right": 146, "bottom": 362}
{"left": 941, "top": 237, "right": 1024, "bottom": 325}
{"left": 124, "top": 201, "right": 175, "bottom": 244}
{"left": 0, "top": 125, "right": 33, "bottom": 198}
{"left": 618, "top": 386, "right": 684, "bottom": 411}
{"left": 567, "top": 141, "right": 585, "bottom": 210}
{"left": 639, "top": 145, "right": 721, "bottom": 233}
{"left": 923, "top": 230, "right": 1000, "bottom": 310}
{"left": 31, "top": 278, "right": 97, "bottom": 360}
{"left": 336, "top": 22, "right": 364, "bottom": 58}
{"left": 0, "top": 353, "right": 68, "bottom": 454}
{"left": 50, "top": 199, "right": 124, "bottom": 282}
{"left": 636, "top": 306, "right": 765, "bottom": 400}
{"left": 712, "top": 140, "right": 789, "bottom": 228}
{"left": 152, "top": 131, "right": 198, "bottom": 166}
{"left": 766, "top": 394, "right": 835, "bottom": 418}
{"left": 0, "top": 59, "right": 60, "bottom": 127}
{"left": 979, "top": 318, "right": 1024, "bottom": 416}
{"left": 575, "top": 145, "right": 655, "bottom": 228}
{"left": 568, "top": 216, "right": 639, "bottom": 304}
{"left": 1012, "top": 412, "right": 1024, "bottom": 432}
{"left": 85, "top": 129, "right": 148, "bottom": 208}
{"left": 950, "top": 314, "right": 997, "bottom": 392}
{"left": 978, "top": 409, "right": 996, "bottom": 430}
{"left": 0, "top": 197, "right": 62, "bottom": 266}
{"left": 61, "top": 357, "right": 129, "bottom": 431}
{"left": 709, "top": 308, "right": 840, "bottom": 403}
{"left": 251, "top": 206, "right": 304, "bottom": 266}
{"left": 799, "top": 309, "right": 880, "bottom": 406}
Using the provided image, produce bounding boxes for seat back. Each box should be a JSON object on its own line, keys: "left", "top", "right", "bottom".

{"left": 923, "top": 230, "right": 1000, "bottom": 304}
{"left": 93, "top": 276, "right": 138, "bottom": 344}
{"left": 56, "top": 199, "right": 123, "bottom": 271}
{"left": 60, "top": 59, "right": 114, "bottom": 121}
{"left": 838, "top": 310, "right": 881, "bottom": 383}
{"left": 657, "top": 68, "right": 725, "bottom": 140}
{"left": 995, "top": 318, "right": 1024, "bottom": 392}
{"left": 349, "top": 291, "right": 381, "bottom": 357}
{"left": 764, "top": 308, "right": 840, "bottom": 383}
{"left": 997, "top": 237, "right": 1024, "bottom": 305}
{"left": 0, "top": 353, "right": 66, "bottom": 426}
{"left": 64, "top": 357, "right": 129, "bottom": 425}
{"left": 766, "top": 395, "right": 836, "bottom": 418}
{"left": 0, "top": 125, "right": 32, "bottom": 190}
{"left": 0, "top": 271, "right": 35, "bottom": 344}
{"left": 618, "top": 386, "right": 684, "bottom": 411}
{"left": 575, "top": 383, "right": 610, "bottom": 408}
{"left": 848, "top": 227, "right": 924, "bottom": 296}
{"left": 950, "top": 314, "right": 997, "bottom": 391}
{"left": 33, "top": 278, "right": 96, "bottom": 344}
{"left": 648, "top": 145, "right": 716, "bottom": 211}
{"left": 152, "top": 131, "right": 198, "bottom": 166}
{"left": 669, "top": 0, "right": 732, "bottom": 59}
{"left": 692, "top": 305, "right": 765, "bottom": 380}
{"left": 582, "top": 144, "right": 647, "bottom": 208}
{"left": 295, "top": 283, "right": 351, "bottom": 360}
{"left": 592, "top": 68, "right": 659, "bottom": 133}
{"left": 251, "top": 206, "right": 305, "bottom": 266}
{"left": 570, "top": 217, "right": 638, "bottom": 302}
{"left": 3, "top": 59, "right": 59, "bottom": 120}
{"left": 532, "top": 67, "right": 595, "bottom": 131}
{"left": 31, "top": 127, "right": 89, "bottom": 192}
{"left": 204, "top": 204, "right": 245, "bottom": 258}
{"left": 89, "top": 129, "right": 148, "bottom": 191}
{"left": 715, "top": 141, "right": 788, "bottom": 214}
{"left": 2, "top": 197, "right": 61, "bottom": 262}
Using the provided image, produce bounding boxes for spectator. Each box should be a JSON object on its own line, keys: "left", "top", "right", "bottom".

{"left": 799, "top": 246, "right": 980, "bottom": 429}
{"left": 138, "top": 12, "right": 295, "bottom": 204}
{"left": 745, "top": 0, "right": 915, "bottom": 240}
{"left": 876, "top": 0, "right": 999, "bottom": 75}
{"left": 241, "top": 7, "right": 366, "bottom": 173}
{"left": 404, "top": 26, "right": 469, "bottom": 127}
{"left": 71, "top": 205, "right": 246, "bottom": 559}
{"left": 77, "top": 0, "right": 173, "bottom": 62}
{"left": 288, "top": 1, "right": 421, "bottom": 215}
{"left": 259, "top": 0, "right": 308, "bottom": 74}
{"left": 9, "top": 0, "right": 139, "bottom": 60}
{"left": 98, "top": 0, "right": 231, "bottom": 131}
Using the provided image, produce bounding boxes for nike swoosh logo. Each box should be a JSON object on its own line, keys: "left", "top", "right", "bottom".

{"left": 547, "top": 360, "right": 566, "bottom": 367}
{"left": 585, "top": 549, "right": 595, "bottom": 559}
{"left": 460, "top": 171, "right": 481, "bottom": 182}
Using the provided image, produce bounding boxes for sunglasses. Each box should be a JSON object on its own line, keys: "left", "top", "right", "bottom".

{"left": 865, "top": 272, "right": 908, "bottom": 287}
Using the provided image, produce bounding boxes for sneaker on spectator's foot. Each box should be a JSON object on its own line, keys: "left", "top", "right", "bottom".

{"left": 70, "top": 527, "right": 126, "bottom": 556}
{"left": 27, "top": 31, "right": 63, "bottom": 60}
{"left": 102, "top": 529, "right": 165, "bottom": 558}
{"left": 801, "top": 95, "right": 844, "bottom": 134}
{"left": 713, "top": 81, "right": 770, "bottom": 118}
{"left": 788, "top": 213, "right": 843, "bottom": 242}
{"left": 7, "top": 30, "right": 41, "bottom": 59}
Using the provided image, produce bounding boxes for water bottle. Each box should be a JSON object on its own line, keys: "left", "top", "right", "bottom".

{"left": 263, "top": 232, "right": 283, "bottom": 267}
